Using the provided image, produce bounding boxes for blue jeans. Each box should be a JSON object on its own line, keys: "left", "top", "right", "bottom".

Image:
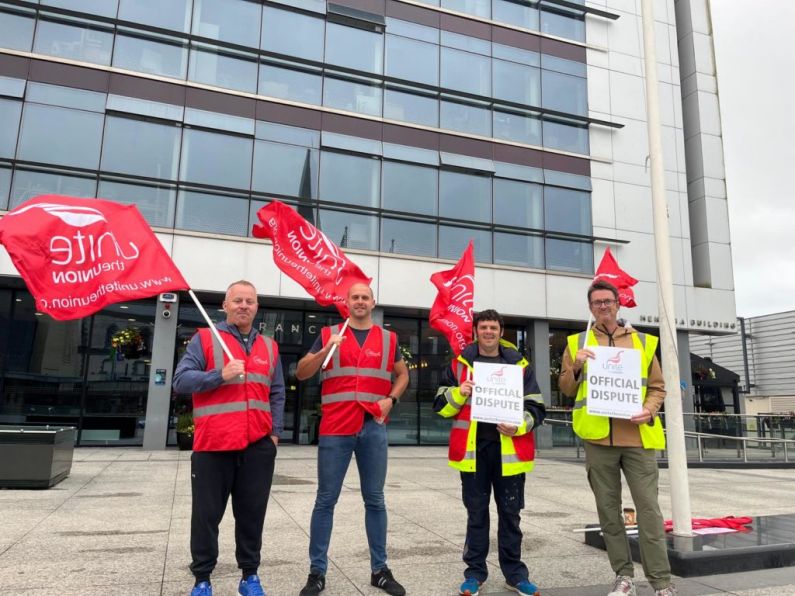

{"left": 309, "top": 417, "right": 388, "bottom": 575}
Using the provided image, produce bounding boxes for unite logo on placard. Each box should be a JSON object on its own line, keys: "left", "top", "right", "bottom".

{"left": 487, "top": 365, "right": 508, "bottom": 385}
{"left": 602, "top": 350, "right": 625, "bottom": 373}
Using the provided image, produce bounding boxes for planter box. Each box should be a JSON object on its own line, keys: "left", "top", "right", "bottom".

{"left": 0, "top": 426, "right": 76, "bottom": 489}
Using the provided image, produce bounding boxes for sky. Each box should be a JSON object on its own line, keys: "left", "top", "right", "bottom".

{"left": 709, "top": 1, "right": 795, "bottom": 317}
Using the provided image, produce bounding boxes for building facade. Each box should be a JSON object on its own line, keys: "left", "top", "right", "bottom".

{"left": 0, "top": 0, "right": 736, "bottom": 447}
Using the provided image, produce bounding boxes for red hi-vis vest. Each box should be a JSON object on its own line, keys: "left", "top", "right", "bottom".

{"left": 192, "top": 328, "right": 278, "bottom": 452}
{"left": 319, "top": 324, "right": 396, "bottom": 435}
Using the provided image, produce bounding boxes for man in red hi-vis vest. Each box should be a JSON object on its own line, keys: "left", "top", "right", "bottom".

{"left": 295, "top": 283, "right": 409, "bottom": 596}
{"left": 173, "top": 281, "right": 285, "bottom": 596}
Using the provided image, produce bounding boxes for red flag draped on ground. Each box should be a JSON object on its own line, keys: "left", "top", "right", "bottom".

{"left": 593, "top": 247, "right": 638, "bottom": 307}
{"left": 429, "top": 241, "right": 475, "bottom": 356}
{"left": 251, "top": 201, "right": 371, "bottom": 318}
{"left": 0, "top": 195, "right": 189, "bottom": 320}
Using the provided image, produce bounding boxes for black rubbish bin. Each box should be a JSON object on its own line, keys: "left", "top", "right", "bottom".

{"left": 0, "top": 425, "right": 76, "bottom": 489}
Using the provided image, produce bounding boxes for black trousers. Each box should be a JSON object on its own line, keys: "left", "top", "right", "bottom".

{"left": 190, "top": 435, "right": 277, "bottom": 582}
{"left": 460, "top": 440, "right": 528, "bottom": 585}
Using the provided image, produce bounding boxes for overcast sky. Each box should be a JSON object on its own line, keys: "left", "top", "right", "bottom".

{"left": 710, "top": 1, "right": 795, "bottom": 317}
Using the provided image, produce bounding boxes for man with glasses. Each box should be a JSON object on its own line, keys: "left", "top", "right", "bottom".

{"left": 559, "top": 280, "right": 676, "bottom": 596}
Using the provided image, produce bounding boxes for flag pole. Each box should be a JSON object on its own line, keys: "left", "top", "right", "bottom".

{"left": 322, "top": 317, "right": 349, "bottom": 369}
{"left": 188, "top": 289, "right": 235, "bottom": 361}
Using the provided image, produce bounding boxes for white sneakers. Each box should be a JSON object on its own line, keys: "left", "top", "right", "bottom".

{"left": 607, "top": 575, "right": 636, "bottom": 596}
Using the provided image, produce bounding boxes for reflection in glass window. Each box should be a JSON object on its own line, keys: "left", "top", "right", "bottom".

{"left": 493, "top": 179, "right": 542, "bottom": 228}
{"left": 441, "top": 48, "right": 490, "bottom": 96}
{"left": 493, "top": 110, "right": 541, "bottom": 145}
{"left": 326, "top": 23, "right": 384, "bottom": 74}
{"left": 180, "top": 128, "right": 253, "bottom": 190}
{"left": 0, "top": 99, "right": 21, "bottom": 159}
{"left": 384, "top": 89, "right": 438, "bottom": 127}
{"left": 319, "top": 152, "right": 380, "bottom": 208}
{"left": 0, "top": 7, "right": 35, "bottom": 51}
{"left": 542, "top": 70, "right": 587, "bottom": 116}
{"left": 98, "top": 180, "right": 177, "bottom": 228}
{"left": 176, "top": 190, "right": 249, "bottom": 236}
{"left": 494, "top": 232, "right": 543, "bottom": 268}
{"left": 543, "top": 119, "right": 589, "bottom": 154}
{"left": 252, "top": 141, "right": 318, "bottom": 198}
{"left": 193, "top": 0, "right": 261, "bottom": 48}
{"left": 439, "top": 225, "right": 491, "bottom": 263}
{"left": 494, "top": 59, "right": 540, "bottom": 106}
{"left": 118, "top": 0, "right": 192, "bottom": 33}
{"left": 261, "top": 6, "right": 324, "bottom": 61}
{"left": 439, "top": 171, "right": 491, "bottom": 223}
{"left": 17, "top": 104, "right": 103, "bottom": 169}
{"left": 323, "top": 76, "right": 382, "bottom": 117}
{"left": 544, "top": 186, "right": 590, "bottom": 235}
{"left": 250, "top": 199, "right": 315, "bottom": 232}
{"left": 113, "top": 32, "right": 188, "bottom": 79}
{"left": 440, "top": 100, "right": 491, "bottom": 136}
{"left": 540, "top": 7, "right": 585, "bottom": 42}
{"left": 385, "top": 18, "right": 438, "bottom": 44}
{"left": 382, "top": 161, "right": 437, "bottom": 216}
{"left": 441, "top": 31, "right": 490, "bottom": 56}
{"left": 27, "top": 82, "right": 105, "bottom": 111}
{"left": 101, "top": 116, "right": 181, "bottom": 180}
{"left": 0, "top": 168, "right": 10, "bottom": 209}
{"left": 259, "top": 62, "right": 322, "bottom": 105}
{"left": 381, "top": 218, "right": 436, "bottom": 257}
{"left": 41, "top": 0, "right": 119, "bottom": 18}
{"left": 9, "top": 169, "right": 96, "bottom": 209}
{"left": 106, "top": 95, "right": 184, "bottom": 121}
{"left": 189, "top": 47, "right": 258, "bottom": 93}
{"left": 385, "top": 36, "right": 438, "bottom": 86}
{"left": 441, "top": 0, "right": 490, "bottom": 18}
{"left": 33, "top": 18, "right": 113, "bottom": 65}
{"left": 317, "top": 209, "right": 378, "bottom": 250}
{"left": 493, "top": 43, "right": 539, "bottom": 67}
{"left": 492, "top": 0, "right": 538, "bottom": 30}
{"left": 546, "top": 238, "right": 591, "bottom": 272}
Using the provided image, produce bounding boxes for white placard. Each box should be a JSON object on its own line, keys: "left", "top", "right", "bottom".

{"left": 470, "top": 362, "right": 524, "bottom": 425}
{"left": 586, "top": 346, "right": 643, "bottom": 419}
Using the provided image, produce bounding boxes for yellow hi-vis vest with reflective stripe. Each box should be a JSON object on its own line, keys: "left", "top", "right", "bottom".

{"left": 567, "top": 330, "right": 665, "bottom": 450}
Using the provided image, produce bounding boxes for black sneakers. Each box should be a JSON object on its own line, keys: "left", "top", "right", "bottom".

{"left": 371, "top": 567, "right": 406, "bottom": 596}
{"left": 299, "top": 573, "right": 325, "bottom": 596}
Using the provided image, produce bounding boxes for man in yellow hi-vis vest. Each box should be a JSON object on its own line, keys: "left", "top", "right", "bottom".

{"left": 559, "top": 281, "right": 677, "bottom": 596}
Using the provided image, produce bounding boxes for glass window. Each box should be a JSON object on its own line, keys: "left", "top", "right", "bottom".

{"left": 250, "top": 198, "right": 315, "bottom": 230}
{"left": 441, "top": 0, "right": 490, "bottom": 18}
{"left": 540, "top": 7, "right": 585, "bottom": 42}
{"left": 256, "top": 121, "right": 319, "bottom": 147}
{"left": 98, "top": 179, "right": 177, "bottom": 228}
{"left": 323, "top": 76, "right": 382, "bottom": 117}
{"left": 385, "top": 35, "right": 438, "bottom": 86}
{"left": 101, "top": 116, "right": 181, "bottom": 180}
{"left": 106, "top": 94, "right": 184, "bottom": 121}
{"left": 493, "top": 110, "right": 541, "bottom": 145}
{"left": 252, "top": 141, "right": 318, "bottom": 199}
{"left": 40, "top": 0, "right": 119, "bottom": 18}
{"left": 9, "top": 169, "right": 96, "bottom": 209}
{"left": 184, "top": 108, "right": 254, "bottom": 135}
{"left": 542, "top": 54, "right": 586, "bottom": 77}
{"left": 319, "top": 152, "right": 380, "bottom": 208}
{"left": 493, "top": 43, "right": 539, "bottom": 67}
{"left": 0, "top": 98, "right": 21, "bottom": 159}
{"left": 113, "top": 32, "right": 189, "bottom": 79}
{"left": 542, "top": 70, "right": 587, "bottom": 116}
{"left": 385, "top": 18, "right": 437, "bottom": 44}
{"left": 180, "top": 128, "right": 253, "bottom": 190}
{"left": 317, "top": 208, "right": 378, "bottom": 250}
{"left": 493, "top": 179, "right": 542, "bottom": 228}
{"left": 118, "top": 0, "right": 192, "bottom": 33}
{"left": 0, "top": 7, "right": 35, "bottom": 51}
{"left": 382, "top": 161, "right": 437, "bottom": 216}
{"left": 259, "top": 62, "right": 322, "bottom": 105}
{"left": 441, "top": 48, "right": 490, "bottom": 96}
{"left": 27, "top": 82, "right": 105, "bottom": 111}
{"left": 384, "top": 88, "right": 438, "bottom": 127}
{"left": 439, "top": 225, "right": 491, "bottom": 263}
{"left": 494, "top": 59, "right": 540, "bottom": 106}
{"left": 381, "top": 218, "right": 436, "bottom": 257}
{"left": 544, "top": 186, "right": 590, "bottom": 235}
{"left": 188, "top": 47, "right": 258, "bottom": 93}
{"left": 545, "top": 238, "right": 591, "bottom": 272}
{"left": 494, "top": 232, "right": 543, "bottom": 268}
{"left": 33, "top": 17, "right": 113, "bottom": 65}
{"left": 176, "top": 189, "right": 249, "bottom": 236}
{"left": 492, "top": 0, "right": 538, "bottom": 30}
{"left": 441, "top": 31, "right": 490, "bottom": 56}
{"left": 261, "top": 6, "right": 324, "bottom": 61}
{"left": 326, "top": 23, "right": 383, "bottom": 74}
{"left": 192, "top": 0, "right": 261, "bottom": 48}
{"left": 0, "top": 167, "right": 10, "bottom": 209}
{"left": 440, "top": 100, "right": 491, "bottom": 136}
{"left": 439, "top": 171, "right": 491, "bottom": 223}
{"left": 17, "top": 104, "right": 103, "bottom": 169}
{"left": 543, "top": 119, "right": 589, "bottom": 153}
{"left": 0, "top": 76, "right": 26, "bottom": 98}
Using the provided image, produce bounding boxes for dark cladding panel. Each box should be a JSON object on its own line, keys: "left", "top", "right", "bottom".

{"left": 385, "top": 0, "right": 439, "bottom": 28}
{"left": 323, "top": 112, "right": 382, "bottom": 141}
{"left": 540, "top": 37, "right": 586, "bottom": 63}
{"left": 186, "top": 87, "right": 255, "bottom": 119}
{"left": 255, "top": 100, "right": 322, "bottom": 130}
{"left": 28, "top": 60, "right": 109, "bottom": 93}
{"left": 493, "top": 143, "right": 543, "bottom": 169}
{"left": 542, "top": 152, "right": 590, "bottom": 176}
{"left": 439, "top": 134, "right": 492, "bottom": 160}
{"left": 383, "top": 123, "right": 439, "bottom": 151}
{"left": 492, "top": 27, "right": 540, "bottom": 53}
{"left": 440, "top": 13, "right": 490, "bottom": 41}
{"left": 0, "top": 54, "right": 30, "bottom": 80}
{"left": 109, "top": 73, "right": 185, "bottom": 107}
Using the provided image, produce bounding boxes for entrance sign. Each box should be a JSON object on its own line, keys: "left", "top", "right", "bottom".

{"left": 586, "top": 346, "right": 643, "bottom": 419}
{"left": 471, "top": 362, "right": 523, "bottom": 425}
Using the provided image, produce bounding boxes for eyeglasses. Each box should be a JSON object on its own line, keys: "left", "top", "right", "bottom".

{"left": 590, "top": 299, "right": 616, "bottom": 308}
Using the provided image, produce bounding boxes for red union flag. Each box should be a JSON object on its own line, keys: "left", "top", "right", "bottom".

{"left": 252, "top": 201, "right": 371, "bottom": 318}
{"left": 429, "top": 241, "right": 475, "bottom": 355}
{"left": 0, "top": 195, "right": 189, "bottom": 320}
{"left": 593, "top": 247, "right": 638, "bottom": 307}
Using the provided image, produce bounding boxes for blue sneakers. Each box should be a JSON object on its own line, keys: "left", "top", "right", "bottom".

{"left": 190, "top": 582, "right": 212, "bottom": 596}
{"left": 238, "top": 574, "right": 266, "bottom": 596}
{"left": 459, "top": 578, "right": 481, "bottom": 595}
{"left": 507, "top": 579, "right": 540, "bottom": 595}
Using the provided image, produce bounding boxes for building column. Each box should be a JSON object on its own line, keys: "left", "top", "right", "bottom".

{"left": 142, "top": 295, "right": 180, "bottom": 450}
{"left": 372, "top": 306, "right": 384, "bottom": 326}
{"left": 677, "top": 330, "right": 695, "bottom": 433}
{"left": 529, "top": 319, "right": 553, "bottom": 448}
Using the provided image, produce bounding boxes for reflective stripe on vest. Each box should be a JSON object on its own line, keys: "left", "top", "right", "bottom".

{"left": 193, "top": 400, "right": 272, "bottom": 419}
{"left": 210, "top": 332, "right": 275, "bottom": 387}
{"left": 452, "top": 419, "right": 470, "bottom": 430}
{"left": 321, "top": 391, "right": 383, "bottom": 405}
{"left": 321, "top": 323, "right": 392, "bottom": 383}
